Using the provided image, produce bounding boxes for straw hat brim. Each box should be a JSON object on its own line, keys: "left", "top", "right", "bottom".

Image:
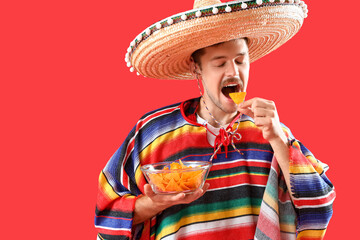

{"left": 128, "top": 2, "right": 306, "bottom": 80}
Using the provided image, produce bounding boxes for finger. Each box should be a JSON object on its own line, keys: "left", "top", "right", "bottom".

{"left": 251, "top": 98, "right": 276, "bottom": 110}
{"left": 203, "top": 182, "right": 210, "bottom": 191}
{"left": 167, "top": 192, "right": 186, "bottom": 202}
{"left": 254, "top": 116, "right": 271, "bottom": 127}
{"left": 179, "top": 183, "right": 209, "bottom": 203}
{"left": 181, "top": 189, "right": 203, "bottom": 204}
{"left": 192, "top": 183, "right": 210, "bottom": 198}
{"left": 239, "top": 106, "right": 273, "bottom": 118}
{"left": 239, "top": 98, "right": 256, "bottom": 109}
{"left": 253, "top": 108, "right": 266, "bottom": 117}
{"left": 238, "top": 99, "right": 255, "bottom": 118}
{"left": 238, "top": 104, "right": 254, "bottom": 118}
{"left": 144, "top": 184, "right": 156, "bottom": 197}
{"left": 239, "top": 98, "right": 266, "bottom": 118}
{"left": 242, "top": 98, "right": 275, "bottom": 110}
{"left": 253, "top": 108, "right": 275, "bottom": 118}
{"left": 241, "top": 98, "right": 258, "bottom": 107}
{"left": 198, "top": 183, "right": 210, "bottom": 197}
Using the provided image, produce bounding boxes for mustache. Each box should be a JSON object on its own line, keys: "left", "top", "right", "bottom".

{"left": 221, "top": 76, "right": 244, "bottom": 90}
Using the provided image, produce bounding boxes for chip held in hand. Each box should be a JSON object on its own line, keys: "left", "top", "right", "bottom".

{"left": 229, "top": 92, "right": 247, "bottom": 104}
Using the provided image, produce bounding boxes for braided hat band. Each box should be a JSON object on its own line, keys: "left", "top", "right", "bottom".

{"left": 125, "top": 0, "right": 308, "bottom": 80}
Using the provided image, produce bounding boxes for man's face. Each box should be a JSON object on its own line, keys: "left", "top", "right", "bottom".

{"left": 197, "top": 39, "right": 250, "bottom": 114}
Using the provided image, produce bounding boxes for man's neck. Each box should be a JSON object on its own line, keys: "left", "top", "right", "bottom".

{"left": 197, "top": 97, "right": 238, "bottom": 127}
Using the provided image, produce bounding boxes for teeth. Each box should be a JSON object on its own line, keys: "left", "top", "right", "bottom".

{"left": 224, "top": 84, "right": 237, "bottom": 88}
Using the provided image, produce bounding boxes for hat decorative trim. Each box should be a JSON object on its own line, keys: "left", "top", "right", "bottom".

{"left": 125, "top": 0, "right": 308, "bottom": 79}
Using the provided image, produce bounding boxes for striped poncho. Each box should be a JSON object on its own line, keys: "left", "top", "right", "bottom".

{"left": 95, "top": 98, "right": 335, "bottom": 240}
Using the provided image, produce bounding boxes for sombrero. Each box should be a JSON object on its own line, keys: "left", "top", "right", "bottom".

{"left": 124, "top": 0, "right": 308, "bottom": 80}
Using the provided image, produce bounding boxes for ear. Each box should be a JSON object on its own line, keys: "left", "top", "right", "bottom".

{"left": 189, "top": 57, "right": 201, "bottom": 78}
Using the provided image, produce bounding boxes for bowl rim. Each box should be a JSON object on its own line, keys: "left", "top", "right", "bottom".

{"left": 140, "top": 160, "right": 212, "bottom": 174}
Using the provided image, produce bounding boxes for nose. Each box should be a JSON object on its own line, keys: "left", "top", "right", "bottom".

{"left": 225, "top": 61, "right": 239, "bottom": 77}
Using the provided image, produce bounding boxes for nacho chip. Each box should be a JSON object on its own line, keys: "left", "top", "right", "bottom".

{"left": 165, "top": 178, "right": 183, "bottom": 192}
{"left": 229, "top": 92, "right": 246, "bottom": 104}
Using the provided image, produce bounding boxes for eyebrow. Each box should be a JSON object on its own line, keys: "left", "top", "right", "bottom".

{"left": 210, "top": 52, "right": 247, "bottom": 61}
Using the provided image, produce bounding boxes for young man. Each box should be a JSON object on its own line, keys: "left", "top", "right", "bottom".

{"left": 95, "top": 1, "right": 334, "bottom": 239}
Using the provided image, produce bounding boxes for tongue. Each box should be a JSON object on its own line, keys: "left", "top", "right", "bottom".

{"left": 222, "top": 86, "right": 237, "bottom": 98}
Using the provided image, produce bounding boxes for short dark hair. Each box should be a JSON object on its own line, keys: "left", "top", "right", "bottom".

{"left": 191, "top": 38, "right": 248, "bottom": 69}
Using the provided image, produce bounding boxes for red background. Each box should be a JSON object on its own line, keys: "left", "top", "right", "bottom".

{"left": 1, "top": 0, "right": 359, "bottom": 239}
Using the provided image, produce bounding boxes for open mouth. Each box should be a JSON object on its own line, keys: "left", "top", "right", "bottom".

{"left": 221, "top": 83, "right": 240, "bottom": 98}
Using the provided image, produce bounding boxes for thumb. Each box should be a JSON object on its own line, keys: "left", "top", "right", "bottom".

{"left": 144, "top": 184, "right": 156, "bottom": 197}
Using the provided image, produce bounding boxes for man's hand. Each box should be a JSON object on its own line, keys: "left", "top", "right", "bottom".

{"left": 239, "top": 97, "right": 294, "bottom": 199}
{"left": 133, "top": 183, "right": 210, "bottom": 225}
{"left": 238, "top": 97, "right": 287, "bottom": 145}
{"left": 144, "top": 183, "right": 209, "bottom": 208}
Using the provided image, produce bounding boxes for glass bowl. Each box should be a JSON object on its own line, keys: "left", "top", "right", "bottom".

{"left": 140, "top": 160, "right": 212, "bottom": 194}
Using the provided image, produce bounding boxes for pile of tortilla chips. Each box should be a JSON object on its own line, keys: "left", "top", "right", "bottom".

{"left": 148, "top": 160, "right": 204, "bottom": 193}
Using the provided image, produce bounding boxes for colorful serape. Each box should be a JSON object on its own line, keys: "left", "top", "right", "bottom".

{"left": 95, "top": 98, "right": 335, "bottom": 240}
